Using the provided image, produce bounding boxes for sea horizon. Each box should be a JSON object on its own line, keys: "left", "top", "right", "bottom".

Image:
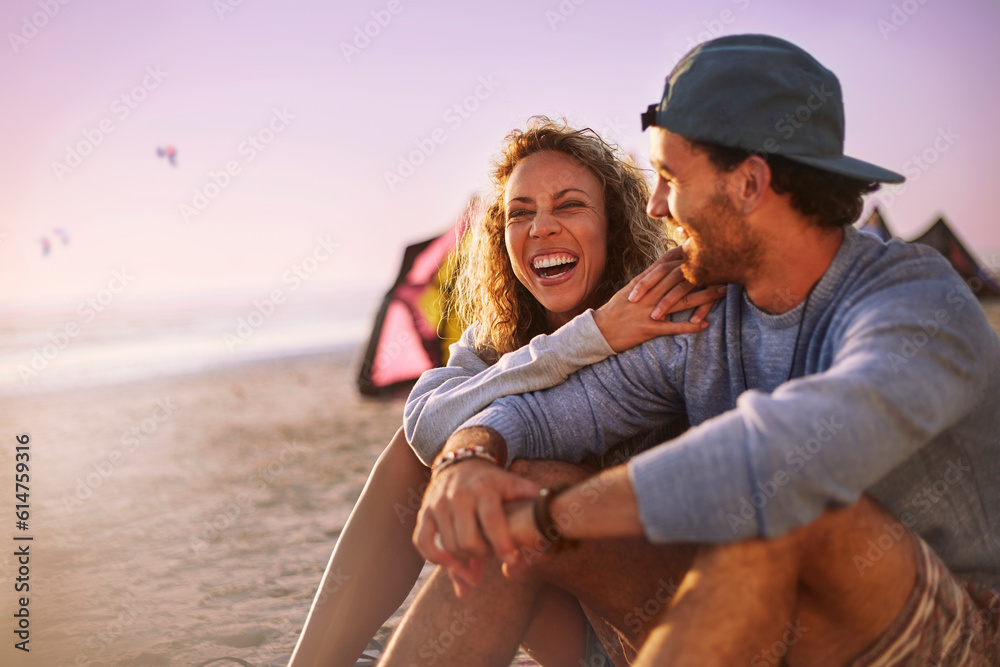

{"left": 0, "top": 285, "right": 383, "bottom": 397}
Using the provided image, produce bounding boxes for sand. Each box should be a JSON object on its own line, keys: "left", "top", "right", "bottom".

{"left": 3, "top": 301, "right": 999, "bottom": 666}
{"left": 1, "top": 351, "right": 417, "bottom": 666}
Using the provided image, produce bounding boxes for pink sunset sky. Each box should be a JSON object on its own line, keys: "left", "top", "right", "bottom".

{"left": 2, "top": 0, "right": 998, "bottom": 308}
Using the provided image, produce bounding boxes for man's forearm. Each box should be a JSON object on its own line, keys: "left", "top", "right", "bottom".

{"left": 548, "top": 466, "right": 646, "bottom": 540}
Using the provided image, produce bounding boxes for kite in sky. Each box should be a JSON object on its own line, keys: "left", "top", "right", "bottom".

{"left": 40, "top": 237, "right": 51, "bottom": 256}
{"left": 156, "top": 145, "right": 177, "bottom": 167}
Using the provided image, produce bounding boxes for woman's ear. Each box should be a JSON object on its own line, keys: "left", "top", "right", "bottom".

{"left": 732, "top": 154, "right": 771, "bottom": 214}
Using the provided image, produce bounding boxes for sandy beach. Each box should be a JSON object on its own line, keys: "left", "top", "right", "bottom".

{"left": 3, "top": 301, "right": 999, "bottom": 667}
{"left": 2, "top": 350, "right": 415, "bottom": 667}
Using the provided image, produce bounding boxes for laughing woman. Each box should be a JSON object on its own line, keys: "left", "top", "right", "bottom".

{"left": 285, "top": 117, "right": 723, "bottom": 667}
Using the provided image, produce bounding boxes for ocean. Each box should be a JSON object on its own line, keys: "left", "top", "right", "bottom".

{"left": 0, "top": 287, "right": 382, "bottom": 397}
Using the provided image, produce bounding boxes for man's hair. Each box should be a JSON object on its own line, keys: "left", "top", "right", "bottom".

{"left": 690, "top": 140, "right": 880, "bottom": 228}
{"left": 453, "top": 116, "right": 670, "bottom": 361}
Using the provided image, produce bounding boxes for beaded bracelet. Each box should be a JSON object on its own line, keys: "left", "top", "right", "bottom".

{"left": 431, "top": 445, "right": 499, "bottom": 477}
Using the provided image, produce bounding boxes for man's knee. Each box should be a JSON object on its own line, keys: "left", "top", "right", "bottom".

{"left": 690, "top": 495, "right": 904, "bottom": 584}
{"left": 508, "top": 459, "right": 591, "bottom": 486}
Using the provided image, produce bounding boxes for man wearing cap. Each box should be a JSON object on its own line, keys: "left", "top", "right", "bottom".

{"left": 381, "top": 34, "right": 1000, "bottom": 666}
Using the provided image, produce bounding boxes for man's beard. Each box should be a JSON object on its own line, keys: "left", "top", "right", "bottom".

{"left": 680, "top": 193, "right": 764, "bottom": 287}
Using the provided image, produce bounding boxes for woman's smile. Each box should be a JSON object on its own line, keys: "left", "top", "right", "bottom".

{"left": 504, "top": 150, "right": 608, "bottom": 327}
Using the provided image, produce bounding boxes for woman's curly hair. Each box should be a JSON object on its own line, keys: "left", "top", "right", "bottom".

{"left": 452, "top": 117, "right": 670, "bottom": 361}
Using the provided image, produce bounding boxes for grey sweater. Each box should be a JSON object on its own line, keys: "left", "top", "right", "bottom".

{"left": 404, "top": 308, "right": 617, "bottom": 465}
{"left": 458, "top": 227, "right": 1000, "bottom": 589}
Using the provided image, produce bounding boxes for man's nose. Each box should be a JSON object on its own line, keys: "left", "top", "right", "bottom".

{"left": 647, "top": 183, "right": 674, "bottom": 221}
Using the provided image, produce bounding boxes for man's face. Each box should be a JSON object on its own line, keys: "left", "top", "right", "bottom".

{"left": 647, "top": 128, "right": 764, "bottom": 286}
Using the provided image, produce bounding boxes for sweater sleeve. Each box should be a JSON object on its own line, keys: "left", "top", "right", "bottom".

{"left": 460, "top": 332, "right": 689, "bottom": 465}
{"left": 403, "top": 309, "right": 617, "bottom": 465}
{"left": 627, "top": 276, "right": 995, "bottom": 544}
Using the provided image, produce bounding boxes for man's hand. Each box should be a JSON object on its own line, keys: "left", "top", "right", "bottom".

{"left": 414, "top": 428, "right": 539, "bottom": 596}
{"left": 499, "top": 499, "right": 547, "bottom": 578}
{"left": 593, "top": 246, "right": 727, "bottom": 353}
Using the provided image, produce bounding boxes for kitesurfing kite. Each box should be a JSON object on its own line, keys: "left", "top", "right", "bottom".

{"left": 156, "top": 145, "right": 177, "bottom": 167}
{"left": 53, "top": 227, "right": 69, "bottom": 245}
{"left": 911, "top": 216, "right": 1000, "bottom": 298}
{"left": 356, "top": 201, "right": 478, "bottom": 397}
{"left": 39, "top": 237, "right": 51, "bottom": 256}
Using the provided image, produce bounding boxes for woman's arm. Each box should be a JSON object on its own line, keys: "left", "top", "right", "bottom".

{"left": 403, "top": 312, "right": 615, "bottom": 465}
{"left": 404, "top": 250, "right": 724, "bottom": 464}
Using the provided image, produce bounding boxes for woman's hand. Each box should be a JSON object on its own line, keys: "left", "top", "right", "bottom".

{"left": 413, "top": 430, "right": 540, "bottom": 597}
{"left": 593, "top": 247, "right": 728, "bottom": 353}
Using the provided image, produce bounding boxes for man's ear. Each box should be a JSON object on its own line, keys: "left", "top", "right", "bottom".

{"left": 732, "top": 154, "right": 771, "bottom": 214}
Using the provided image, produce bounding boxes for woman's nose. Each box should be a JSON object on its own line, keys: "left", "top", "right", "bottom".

{"left": 529, "top": 209, "right": 561, "bottom": 237}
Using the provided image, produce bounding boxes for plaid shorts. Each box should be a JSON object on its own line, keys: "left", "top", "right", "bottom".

{"left": 849, "top": 536, "right": 1000, "bottom": 666}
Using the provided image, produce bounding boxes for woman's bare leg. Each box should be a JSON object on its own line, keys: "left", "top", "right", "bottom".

{"left": 288, "top": 427, "right": 428, "bottom": 667}
{"left": 289, "top": 430, "right": 599, "bottom": 667}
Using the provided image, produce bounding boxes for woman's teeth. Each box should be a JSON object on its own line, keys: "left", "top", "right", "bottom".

{"left": 533, "top": 254, "right": 577, "bottom": 269}
{"left": 532, "top": 254, "right": 578, "bottom": 278}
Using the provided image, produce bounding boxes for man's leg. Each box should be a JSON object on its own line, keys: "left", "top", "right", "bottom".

{"left": 634, "top": 494, "right": 918, "bottom": 667}
{"left": 380, "top": 460, "right": 697, "bottom": 667}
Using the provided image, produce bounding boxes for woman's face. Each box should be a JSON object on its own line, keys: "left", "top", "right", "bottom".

{"left": 503, "top": 150, "right": 609, "bottom": 329}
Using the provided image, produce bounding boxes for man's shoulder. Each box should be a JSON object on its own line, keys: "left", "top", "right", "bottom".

{"left": 835, "top": 231, "right": 969, "bottom": 306}
{"left": 830, "top": 232, "right": 997, "bottom": 345}
{"left": 854, "top": 233, "right": 956, "bottom": 281}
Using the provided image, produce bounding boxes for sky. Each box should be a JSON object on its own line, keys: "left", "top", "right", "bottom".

{"left": 2, "top": 0, "right": 998, "bottom": 310}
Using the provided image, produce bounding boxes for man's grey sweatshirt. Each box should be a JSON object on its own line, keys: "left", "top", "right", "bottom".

{"left": 445, "top": 227, "right": 1000, "bottom": 590}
